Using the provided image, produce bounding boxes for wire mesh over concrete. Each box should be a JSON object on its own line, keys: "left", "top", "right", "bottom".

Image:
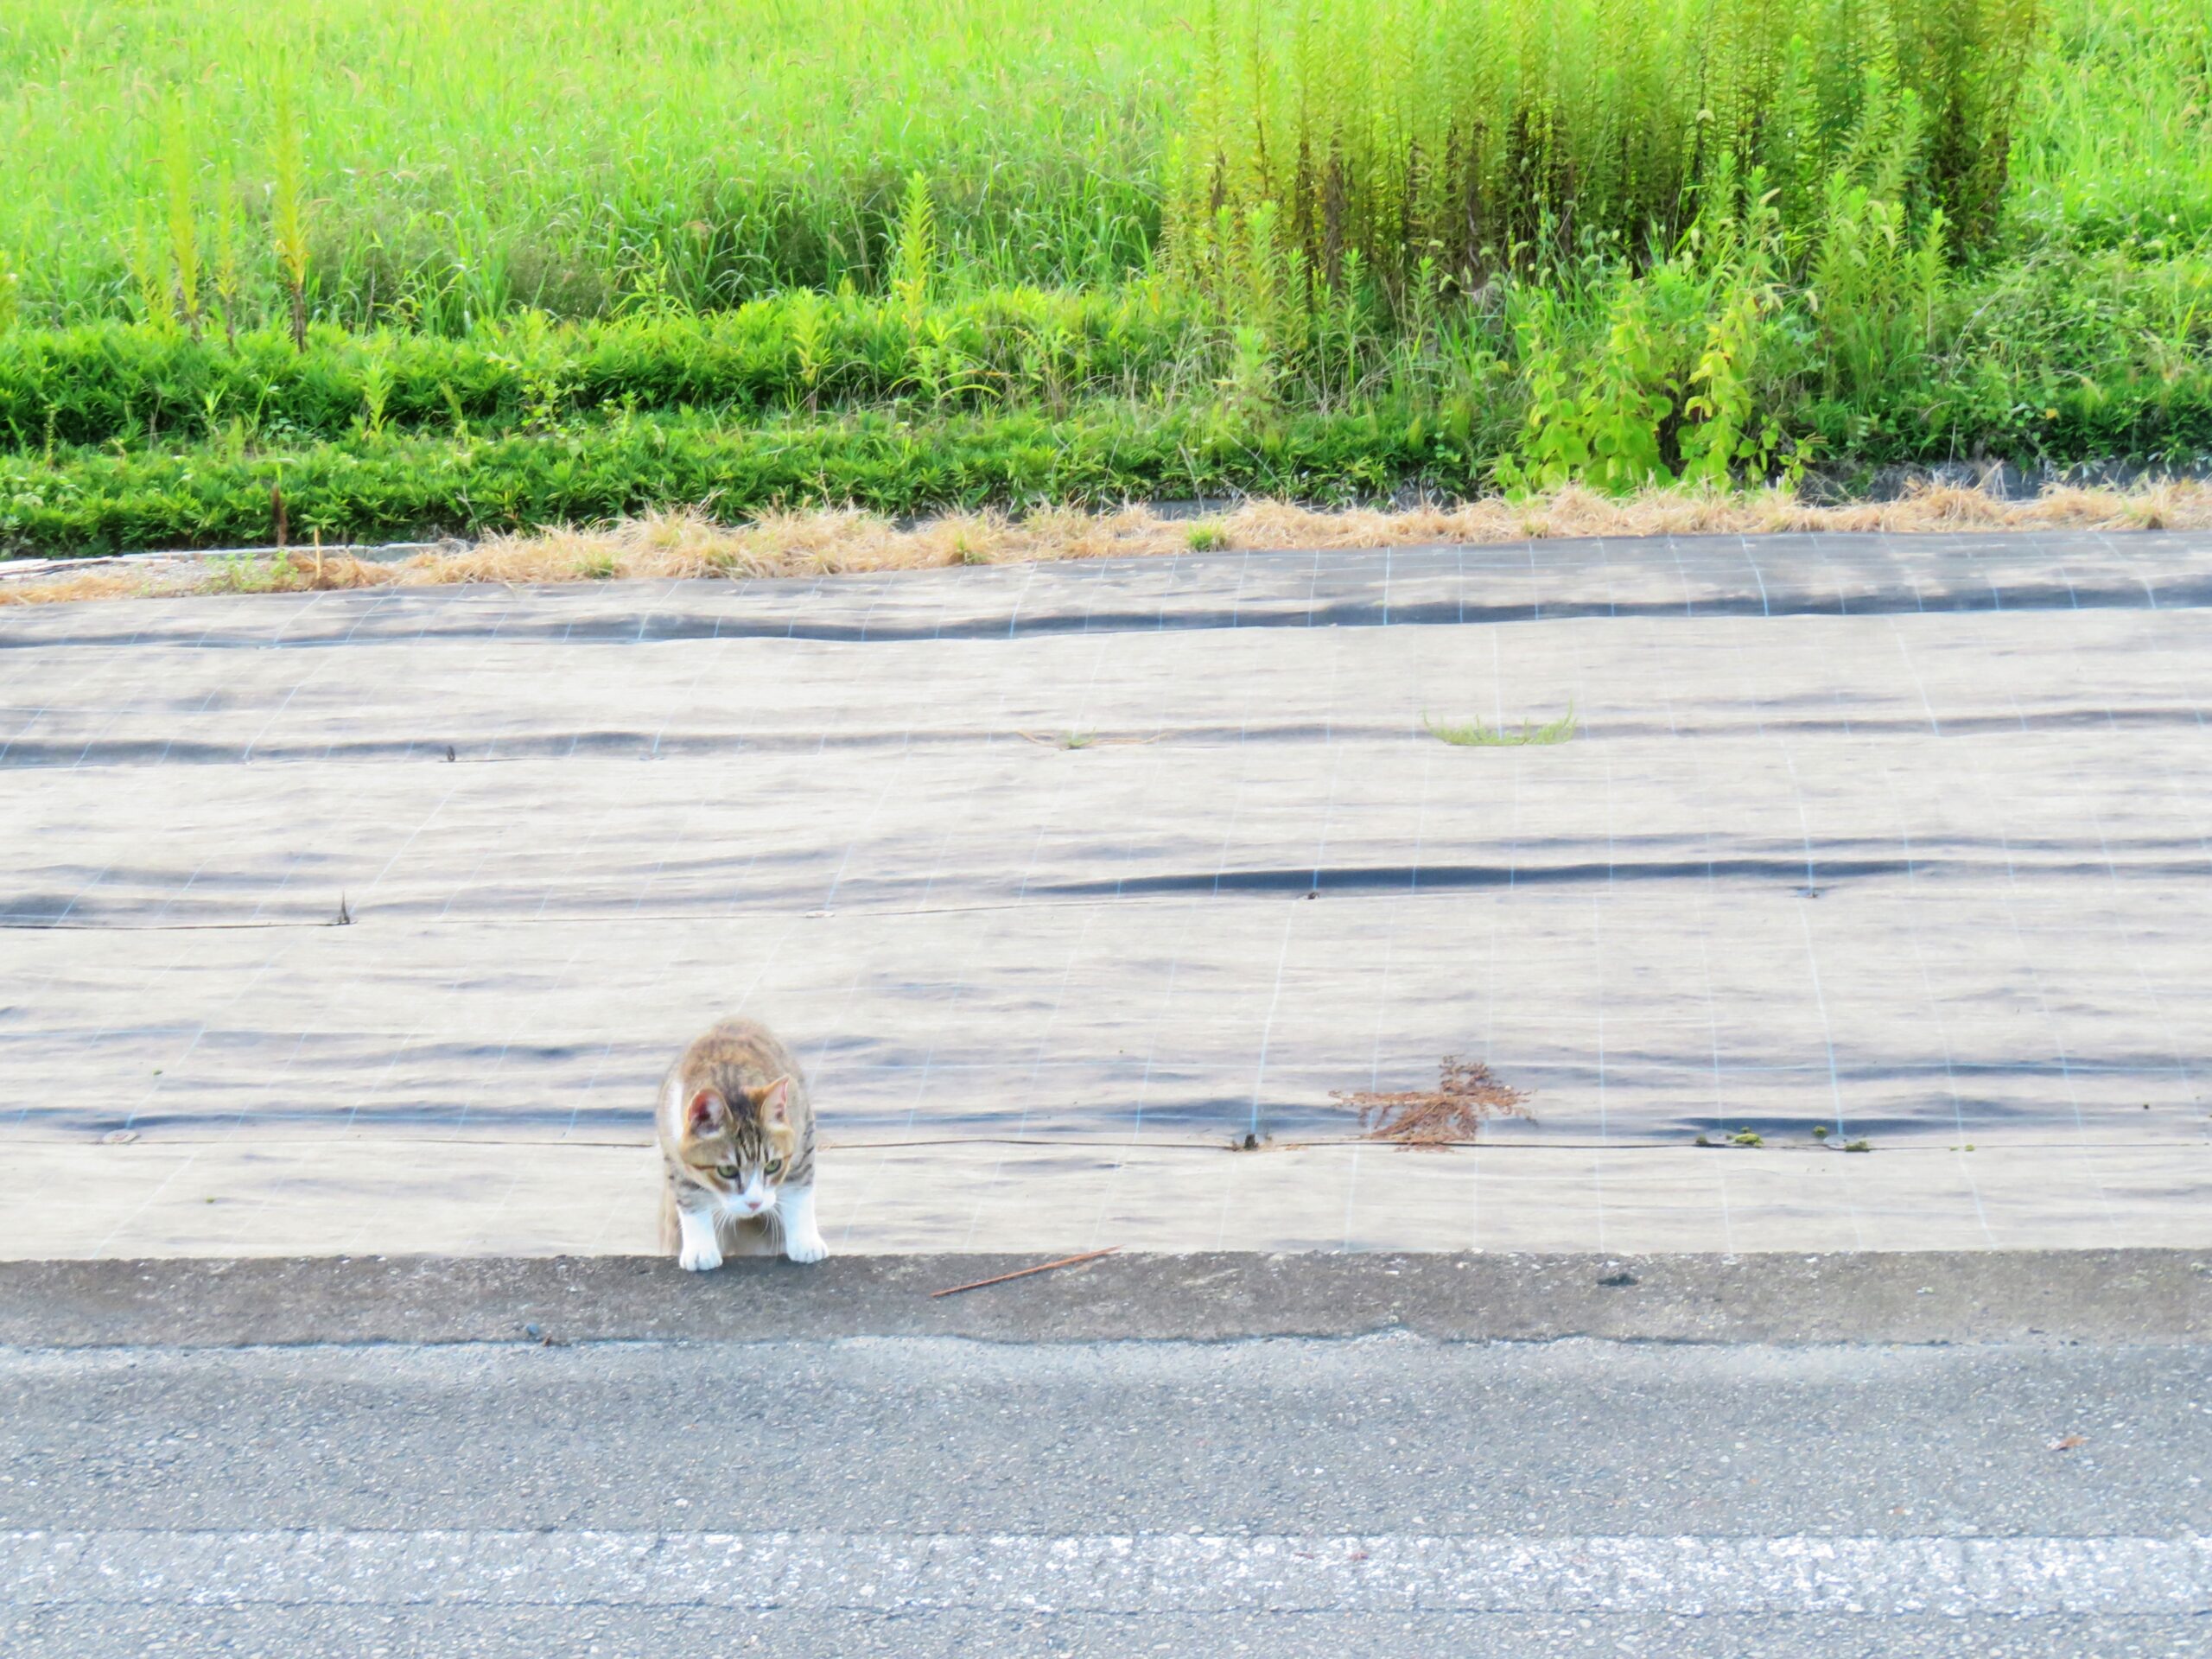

{"left": 3, "top": 531, "right": 2207, "bottom": 1252}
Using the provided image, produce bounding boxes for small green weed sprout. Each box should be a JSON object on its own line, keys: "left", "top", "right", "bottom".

{"left": 1185, "top": 521, "right": 1228, "bottom": 552}
{"left": 1017, "top": 729, "right": 1100, "bottom": 750}
{"left": 207, "top": 550, "right": 280, "bottom": 594}
{"left": 1423, "top": 704, "right": 1578, "bottom": 747}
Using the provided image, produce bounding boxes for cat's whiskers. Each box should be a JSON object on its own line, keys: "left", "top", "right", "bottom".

{"left": 658, "top": 1016, "right": 828, "bottom": 1268}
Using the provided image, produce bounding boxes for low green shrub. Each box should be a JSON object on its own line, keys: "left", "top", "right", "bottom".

{"left": 0, "top": 401, "right": 1510, "bottom": 554}
{"left": 0, "top": 287, "right": 1218, "bottom": 450}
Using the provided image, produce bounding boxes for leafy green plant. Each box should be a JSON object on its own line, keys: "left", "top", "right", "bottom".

{"left": 269, "top": 76, "right": 312, "bottom": 350}
{"left": 1495, "top": 274, "right": 1687, "bottom": 493}
{"left": 1679, "top": 274, "right": 1798, "bottom": 488}
{"left": 210, "top": 158, "right": 243, "bottom": 346}
{"left": 893, "top": 172, "right": 937, "bottom": 327}
{"left": 788, "top": 288, "right": 830, "bottom": 415}
{"left": 124, "top": 211, "right": 171, "bottom": 331}
{"left": 161, "top": 102, "right": 202, "bottom": 340}
{"left": 1809, "top": 185, "right": 1948, "bottom": 404}
{"left": 206, "top": 550, "right": 282, "bottom": 593}
{"left": 358, "top": 345, "right": 393, "bottom": 440}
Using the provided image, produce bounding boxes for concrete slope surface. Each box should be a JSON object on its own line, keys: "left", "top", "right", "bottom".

{"left": 3, "top": 530, "right": 2209, "bottom": 1255}
{"left": 4, "top": 1255, "right": 2210, "bottom": 1658}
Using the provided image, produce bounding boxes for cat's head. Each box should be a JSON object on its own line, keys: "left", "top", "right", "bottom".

{"left": 679, "top": 1077, "right": 796, "bottom": 1217}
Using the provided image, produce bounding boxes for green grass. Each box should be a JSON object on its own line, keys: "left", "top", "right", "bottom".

{"left": 0, "top": 0, "right": 2204, "bottom": 555}
{"left": 3, "top": 0, "right": 2196, "bottom": 328}
{"left": 0, "top": 0, "right": 1181, "bottom": 329}
{"left": 1423, "top": 707, "right": 1579, "bottom": 747}
{"left": 2012, "top": 0, "right": 2212, "bottom": 251}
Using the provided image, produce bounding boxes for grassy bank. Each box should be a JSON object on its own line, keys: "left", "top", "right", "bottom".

{"left": 0, "top": 0, "right": 2205, "bottom": 555}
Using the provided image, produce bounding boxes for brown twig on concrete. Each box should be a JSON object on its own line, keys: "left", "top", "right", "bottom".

{"left": 929, "top": 1246, "right": 1120, "bottom": 1298}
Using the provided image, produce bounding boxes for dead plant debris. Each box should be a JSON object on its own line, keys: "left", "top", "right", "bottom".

{"left": 7, "top": 478, "right": 2211, "bottom": 609}
{"left": 1332, "top": 1055, "right": 1533, "bottom": 1147}
{"left": 929, "top": 1246, "right": 1121, "bottom": 1298}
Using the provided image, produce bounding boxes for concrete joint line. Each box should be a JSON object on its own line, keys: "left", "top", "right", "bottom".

{"left": 5, "top": 1530, "right": 2209, "bottom": 1614}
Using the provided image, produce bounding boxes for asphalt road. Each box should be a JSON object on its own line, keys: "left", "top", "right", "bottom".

{"left": 5, "top": 1255, "right": 2209, "bottom": 1657}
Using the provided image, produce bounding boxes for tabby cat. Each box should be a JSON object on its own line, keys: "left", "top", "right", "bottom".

{"left": 655, "top": 1018, "right": 828, "bottom": 1269}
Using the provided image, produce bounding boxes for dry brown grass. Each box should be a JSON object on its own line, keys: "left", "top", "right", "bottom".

{"left": 5, "top": 480, "right": 2209, "bottom": 608}
{"left": 0, "top": 544, "right": 397, "bottom": 607}
{"left": 0, "top": 568, "right": 165, "bottom": 607}
{"left": 1332, "top": 1056, "right": 1535, "bottom": 1148}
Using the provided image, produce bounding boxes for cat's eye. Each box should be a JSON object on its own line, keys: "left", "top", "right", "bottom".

{"left": 765, "top": 1157, "right": 784, "bottom": 1176}
{"left": 714, "top": 1164, "right": 741, "bottom": 1180}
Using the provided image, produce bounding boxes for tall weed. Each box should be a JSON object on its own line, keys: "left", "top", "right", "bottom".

{"left": 1810, "top": 185, "right": 1948, "bottom": 404}
{"left": 160, "top": 102, "right": 201, "bottom": 338}
{"left": 1171, "top": 0, "right": 2042, "bottom": 298}
{"left": 269, "top": 76, "right": 312, "bottom": 349}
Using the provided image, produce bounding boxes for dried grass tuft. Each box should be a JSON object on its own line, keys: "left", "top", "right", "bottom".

{"left": 0, "top": 569, "right": 163, "bottom": 607}
{"left": 1332, "top": 1056, "right": 1534, "bottom": 1147}
{"left": 0, "top": 547, "right": 395, "bottom": 606}
{"left": 242, "top": 550, "right": 396, "bottom": 594}
{"left": 6, "top": 479, "right": 2209, "bottom": 609}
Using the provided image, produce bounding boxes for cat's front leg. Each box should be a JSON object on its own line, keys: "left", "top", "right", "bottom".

{"left": 777, "top": 1185, "right": 830, "bottom": 1264}
{"left": 674, "top": 1199, "right": 724, "bottom": 1272}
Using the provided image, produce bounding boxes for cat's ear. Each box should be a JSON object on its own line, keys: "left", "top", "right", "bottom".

{"left": 759, "top": 1076, "right": 793, "bottom": 1128}
{"left": 685, "top": 1088, "right": 729, "bottom": 1134}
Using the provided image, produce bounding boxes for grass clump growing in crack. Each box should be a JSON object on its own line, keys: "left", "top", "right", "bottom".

{"left": 1424, "top": 705, "right": 1580, "bottom": 747}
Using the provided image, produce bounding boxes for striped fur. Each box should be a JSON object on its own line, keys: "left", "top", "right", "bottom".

{"left": 655, "top": 1018, "right": 827, "bottom": 1269}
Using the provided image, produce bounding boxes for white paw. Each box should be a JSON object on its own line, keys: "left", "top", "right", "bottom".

{"left": 677, "top": 1242, "right": 724, "bottom": 1273}
{"left": 783, "top": 1230, "right": 830, "bottom": 1265}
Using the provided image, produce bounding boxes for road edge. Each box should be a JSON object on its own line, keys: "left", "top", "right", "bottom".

{"left": 2, "top": 1249, "right": 2206, "bottom": 1348}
